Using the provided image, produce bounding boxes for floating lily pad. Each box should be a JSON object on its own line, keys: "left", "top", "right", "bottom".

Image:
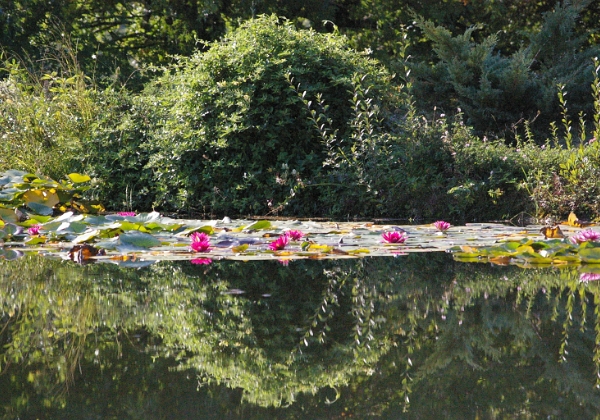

{"left": 119, "top": 231, "right": 162, "bottom": 248}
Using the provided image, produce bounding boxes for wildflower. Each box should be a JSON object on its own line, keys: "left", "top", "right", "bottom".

{"left": 433, "top": 220, "right": 451, "bottom": 232}
{"left": 191, "top": 258, "right": 212, "bottom": 265}
{"left": 269, "top": 234, "right": 289, "bottom": 250}
{"left": 27, "top": 224, "right": 42, "bottom": 235}
{"left": 286, "top": 230, "right": 304, "bottom": 241}
{"left": 570, "top": 229, "right": 600, "bottom": 244}
{"left": 190, "top": 232, "right": 211, "bottom": 252}
{"left": 118, "top": 211, "right": 136, "bottom": 217}
{"left": 381, "top": 231, "right": 407, "bottom": 244}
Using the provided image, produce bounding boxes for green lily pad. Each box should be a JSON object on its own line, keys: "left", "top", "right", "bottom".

{"left": 26, "top": 201, "right": 54, "bottom": 216}
{"left": 119, "top": 231, "right": 161, "bottom": 248}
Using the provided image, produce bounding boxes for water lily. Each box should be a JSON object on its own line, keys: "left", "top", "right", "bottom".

{"left": 191, "top": 258, "right": 212, "bottom": 265}
{"left": 433, "top": 220, "right": 451, "bottom": 232}
{"left": 570, "top": 229, "right": 600, "bottom": 244}
{"left": 382, "top": 231, "right": 407, "bottom": 244}
{"left": 286, "top": 230, "right": 305, "bottom": 241}
{"left": 269, "top": 234, "right": 290, "bottom": 250}
{"left": 27, "top": 224, "right": 42, "bottom": 235}
{"left": 190, "top": 232, "right": 211, "bottom": 252}
{"left": 118, "top": 211, "right": 136, "bottom": 216}
{"left": 580, "top": 272, "right": 600, "bottom": 282}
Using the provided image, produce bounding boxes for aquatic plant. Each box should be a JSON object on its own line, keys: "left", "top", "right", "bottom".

{"left": 381, "top": 231, "right": 407, "bottom": 244}
{"left": 433, "top": 221, "right": 451, "bottom": 232}
{"left": 190, "top": 232, "right": 211, "bottom": 253}
{"left": 570, "top": 229, "right": 600, "bottom": 244}
{"left": 27, "top": 224, "right": 42, "bottom": 235}
{"left": 269, "top": 234, "right": 290, "bottom": 251}
{"left": 286, "top": 230, "right": 305, "bottom": 241}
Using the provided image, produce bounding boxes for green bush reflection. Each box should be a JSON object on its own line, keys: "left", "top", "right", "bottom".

{"left": 2, "top": 254, "right": 600, "bottom": 418}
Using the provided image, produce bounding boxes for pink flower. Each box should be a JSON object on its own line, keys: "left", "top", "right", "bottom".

{"left": 190, "top": 231, "right": 211, "bottom": 252}
{"left": 570, "top": 229, "right": 600, "bottom": 244}
{"left": 191, "top": 258, "right": 212, "bottom": 265}
{"left": 269, "top": 234, "right": 290, "bottom": 251}
{"left": 433, "top": 220, "right": 451, "bottom": 232}
{"left": 382, "top": 231, "right": 407, "bottom": 244}
{"left": 27, "top": 224, "right": 42, "bottom": 235}
{"left": 580, "top": 272, "right": 600, "bottom": 282}
{"left": 286, "top": 230, "right": 305, "bottom": 241}
{"left": 118, "top": 211, "right": 136, "bottom": 216}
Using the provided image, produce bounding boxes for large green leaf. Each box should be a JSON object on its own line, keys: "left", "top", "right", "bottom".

{"left": 119, "top": 231, "right": 161, "bottom": 248}
{"left": 26, "top": 201, "right": 54, "bottom": 216}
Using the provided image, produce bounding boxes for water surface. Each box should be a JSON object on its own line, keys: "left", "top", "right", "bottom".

{"left": 2, "top": 253, "right": 600, "bottom": 419}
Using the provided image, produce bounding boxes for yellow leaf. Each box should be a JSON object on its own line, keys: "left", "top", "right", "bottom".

{"left": 22, "top": 189, "right": 59, "bottom": 207}
{"left": 232, "top": 244, "right": 249, "bottom": 253}
{"left": 566, "top": 211, "right": 591, "bottom": 227}
{"left": 540, "top": 226, "right": 565, "bottom": 239}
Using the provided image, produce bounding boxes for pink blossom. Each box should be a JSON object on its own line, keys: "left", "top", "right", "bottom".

{"left": 580, "top": 272, "right": 600, "bottom": 282}
{"left": 433, "top": 220, "right": 451, "bottom": 232}
{"left": 269, "top": 234, "right": 290, "bottom": 250}
{"left": 570, "top": 229, "right": 600, "bottom": 244}
{"left": 118, "top": 211, "right": 136, "bottom": 216}
{"left": 381, "top": 231, "right": 407, "bottom": 244}
{"left": 191, "top": 258, "right": 212, "bottom": 265}
{"left": 27, "top": 224, "right": 42, "bottom": 235}
{"left": 286, "top": 230, "right": 305, "bottom": 241}
{"left": 190, "top": 232, "right": 211, "bottom": 252}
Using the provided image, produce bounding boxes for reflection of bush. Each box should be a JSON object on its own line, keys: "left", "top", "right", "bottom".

{"left": 4, "top": 255, "right": 600, "bottom": 416}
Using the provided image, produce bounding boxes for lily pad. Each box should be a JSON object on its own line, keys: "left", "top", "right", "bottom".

{"left": 119, "top": 231, "right": 162, "bottom": 248}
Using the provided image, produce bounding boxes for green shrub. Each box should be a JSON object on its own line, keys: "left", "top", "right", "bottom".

{"left": 84, "top": 15, "right": 402, "bottom": 216}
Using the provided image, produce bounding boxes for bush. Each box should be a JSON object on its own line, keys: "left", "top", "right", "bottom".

{"left": 83, "top": 15, "right": 403, "bottom": 216}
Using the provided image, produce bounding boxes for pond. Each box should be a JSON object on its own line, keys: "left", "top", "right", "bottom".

{"left": 2, "top": 251, "right": 600, "bottom": 418}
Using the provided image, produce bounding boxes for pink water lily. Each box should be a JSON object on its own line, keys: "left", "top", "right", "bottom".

{"left": 269, "top": 234, "right": 290, "bottom": 251}
{"left": 118, "top": 211, "right": 136, "bottom": 216}
{"left": 570, "top": 229, "right": 600, "bottom": 244}
{"left": 286, "top": 230, "right": 305, "bottom": 241}
{"left": 27, "top": 224, "right": 42, "bottom": 235}
{"left": 433, "top": 220, "right": 451, "bottom": 232}
{"left": 191, "top": 258, "right": 212, "bottom": 265}
{"left": 580, "top": 272, "right": 600, "bottom": 282}
{"left": 382, "top": 231, "right": 407, "bottom": 244}
{"left": 190, "top": 232, "right": 211, "bottom": 252}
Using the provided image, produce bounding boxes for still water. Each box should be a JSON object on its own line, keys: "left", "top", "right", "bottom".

{"left": 2, "top": 252, "right": 600, "bottom": 419}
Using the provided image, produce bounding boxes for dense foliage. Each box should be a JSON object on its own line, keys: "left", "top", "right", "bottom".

{"left": 1, "top": 1, "right": 600, "bottom": 221}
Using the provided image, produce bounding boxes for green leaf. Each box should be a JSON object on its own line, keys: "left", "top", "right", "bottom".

{"left": 26, "top": 202, "right": 54, "bottom": 216}
{"left": 25, "top": 236, "right": 47, "bottom": 245}
{"left": 245, "top": 220, "right": 272, "bottom": 231}
{"left": 67, "top": 173, "right": 91, "bottom": 183}
{"left": 119, "top": 231, "right": 161, "bottom": 248}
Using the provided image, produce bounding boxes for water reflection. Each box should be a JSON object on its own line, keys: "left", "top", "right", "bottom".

{"left": 2, "top": 254, "right": 600, "bottom": 418}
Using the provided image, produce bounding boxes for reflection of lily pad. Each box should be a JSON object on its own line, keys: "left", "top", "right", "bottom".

{"left": 579, "top": 248, "right": 600, "bottom": 263}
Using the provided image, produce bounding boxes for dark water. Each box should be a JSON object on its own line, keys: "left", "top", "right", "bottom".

{"left": 1, "top": 253, "right": 600, "bottom": 419}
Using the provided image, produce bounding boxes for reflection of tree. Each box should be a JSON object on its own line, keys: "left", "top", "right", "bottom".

{"left": 3, "top": 255, "right": 600, "bottom": 417}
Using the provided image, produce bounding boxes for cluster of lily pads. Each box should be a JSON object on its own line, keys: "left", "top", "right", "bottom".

{"left": 3, "top": 170, "right": 600, "bottom": 272}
